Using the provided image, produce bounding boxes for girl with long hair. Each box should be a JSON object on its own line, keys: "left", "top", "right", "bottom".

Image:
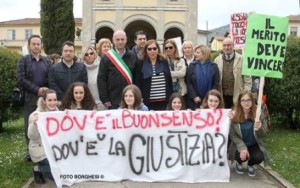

{"left": 28, "top": 89, "right": 58, "bottom": 184}
{"left": 119, "top": 84, "right": 149, "bottom": 111}
{"left": 201, "top": 89, "right": 224, "bottom": 109}
{"left": 60, "top": 82, "right": 96, "bottom": 110}
{"left": 166, "top": 92, "right": 186, "bottom": 111}
{"left": 229, "top": 91, "right": 268, "bottom": 177}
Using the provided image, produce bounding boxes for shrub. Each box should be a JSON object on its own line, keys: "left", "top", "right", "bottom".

{"left": 265, "top": 36, "right": 300, "bottom": 129}
{"left": 0, "top": 47, "right": 21, "bottom": 131}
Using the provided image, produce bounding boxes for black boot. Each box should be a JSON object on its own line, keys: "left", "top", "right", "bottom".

{"left": 32, "top": 168, "right": 46, "bottom": 184}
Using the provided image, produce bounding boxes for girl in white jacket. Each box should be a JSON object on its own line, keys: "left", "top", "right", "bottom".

{"left": 28, "top": 89, "right": 58, "bottom": 184}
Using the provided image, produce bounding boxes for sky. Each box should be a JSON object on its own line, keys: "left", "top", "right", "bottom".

{"left": 0, "top": 0, "right": 299, "bottom": 30}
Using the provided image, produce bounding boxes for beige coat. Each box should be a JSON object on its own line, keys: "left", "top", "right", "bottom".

{"left": 170, "top": 58, "right": 187, "bottom": 96}
{"left": 28, "top": 97, "right": 56, "bottom": 163}
{"left": 214, "top": 52, "right": 252, "bottom": 105}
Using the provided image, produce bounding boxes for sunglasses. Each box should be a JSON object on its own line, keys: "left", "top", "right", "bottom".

{"left": 85, "top": 52, "right": 94, "bottom": 56}
{"left": 165, "top": 46, "right": 174, "bottom": 50}
{"left": 147, "top": 47, "right": 158, "bottom": 51}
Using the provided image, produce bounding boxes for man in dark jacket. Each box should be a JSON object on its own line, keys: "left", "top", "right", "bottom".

{"left": 48, "top": 41, "right": 88, "bottom": 101}
{"left": 97, "top": 30, "right": 137, "bottom": 109}
{"left": 17, "top": 34, "right": 52, "bottom": 162}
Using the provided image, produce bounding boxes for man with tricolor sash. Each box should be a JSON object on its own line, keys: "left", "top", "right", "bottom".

{"left": 97, "top": 30, "right": 138, "bottom": 109}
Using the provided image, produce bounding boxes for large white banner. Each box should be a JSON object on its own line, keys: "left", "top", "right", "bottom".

{"left": 37, "top": 109, "right": 230, "bottom": 187}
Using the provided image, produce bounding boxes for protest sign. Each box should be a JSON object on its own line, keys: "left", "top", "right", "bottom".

{"left": 170, "top": 36, "right": 183, "bottom": 57}
{"left": 242, "top": 13, "right": 288, "bottom": 78}
{"left": 231, "top": 13, "right": 248, "bottom": 49}
{"left": 37, "top": 109, "right": 230, "bottom": 187}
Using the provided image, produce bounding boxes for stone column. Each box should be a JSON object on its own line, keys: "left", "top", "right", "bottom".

{"left": 82, "top": 0, "right": 92, "bottom": 52}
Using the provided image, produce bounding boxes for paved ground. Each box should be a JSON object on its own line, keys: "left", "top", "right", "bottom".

{"left": 23, "top": 163, "right": 295, "bottom": 188}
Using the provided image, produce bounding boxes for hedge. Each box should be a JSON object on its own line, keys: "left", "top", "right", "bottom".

{"left": 0, "top": 47, "right": 21, "bottom": 131}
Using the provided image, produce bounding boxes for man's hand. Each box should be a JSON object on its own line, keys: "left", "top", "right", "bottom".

{"left": 104, "top": 101, "right": 112, "bottom": 108}
{"left": 194, "top": 96, "right": 201, "bottom": 103}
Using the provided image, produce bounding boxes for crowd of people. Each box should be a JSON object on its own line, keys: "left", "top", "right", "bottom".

{"left": 17, "top": 30, "right": 269, "bottom": 184}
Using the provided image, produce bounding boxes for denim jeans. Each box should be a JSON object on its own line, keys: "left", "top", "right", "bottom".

{"left": 38, "top": 158, "right": 54, "bottom": 180}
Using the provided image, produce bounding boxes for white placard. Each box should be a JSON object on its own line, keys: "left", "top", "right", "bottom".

{"left": 37, "top": 109, "right": 230, "bottom": 187}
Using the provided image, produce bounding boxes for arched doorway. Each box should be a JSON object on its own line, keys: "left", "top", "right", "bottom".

{"left": 164, "top": 28, "right": 184, "bottom": 42}
{"left": 124, "top": 20, "right": 156, "bottom": 49}
{"left": 95, "top": 27, "right": 114, "bottom": 44}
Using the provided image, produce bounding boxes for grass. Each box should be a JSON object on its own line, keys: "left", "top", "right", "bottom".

{"left": 0, "top": 118, "right": 32, "bottom": 188}
{"left": 264, "top": 123, "right": 300, "bottom": 188}
{"left": 0, "top": 117, "right": 299, "bottom": 187}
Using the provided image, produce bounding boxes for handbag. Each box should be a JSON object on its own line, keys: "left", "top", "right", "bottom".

{"left": 13, "top": 55, "right": 29, "bottom": 107}
{"left": 12, "top": 87, "right": 25, "bottom": 107}
{"left": 172, "top": 79, "right": 181, "bottom": 93}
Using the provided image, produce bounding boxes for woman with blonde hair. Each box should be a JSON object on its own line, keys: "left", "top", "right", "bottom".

{"left": 163, "top": 39, "right": 187, "bottom": 96}
{"left": 96, "top": 38, "right": 112, "bottom": 57}
{"left": 82, "top": 46, "right": 105, "bottom": 110}
{"left": 186, "top": 45, "right": 220, "bottom": 110}
{"left": 181, "top": 40, "right": 195, "bottom": 66}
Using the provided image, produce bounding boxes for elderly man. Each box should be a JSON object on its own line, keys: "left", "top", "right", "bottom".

{"left": 214, "top": 37, "right": 252, "bottom": 108}
{"left": 97, "top": 30, "right": 137, "bottom": 109}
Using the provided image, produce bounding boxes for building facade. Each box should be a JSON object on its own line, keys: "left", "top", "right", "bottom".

{"left": 0, "top": 18, "right": 82, "bottom": 56}
{"left": 82, "top": 0, "right": 198, "bottom": 49}
{"left": 289, "top": 15, "right": 300, "bottom": 37}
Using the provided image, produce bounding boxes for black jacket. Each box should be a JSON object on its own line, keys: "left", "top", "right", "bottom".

{"left": 97, "top": 47, "right": 137, "bottom": 108}
{"left": 17, "top": 55, "right": 51, "bottom": 103}
{"left": 48, "top": 61, "right": 88, "bottom": 100}
{"left": 136, "top": 58, "right": 173, "bottom": 106}
{"left": 187, "top": 61, "right": 220, "bottom": 107}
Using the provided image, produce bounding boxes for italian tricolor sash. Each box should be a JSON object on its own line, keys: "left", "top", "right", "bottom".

{"left": 106, "top": 49, "right": 132, "bottom": 84}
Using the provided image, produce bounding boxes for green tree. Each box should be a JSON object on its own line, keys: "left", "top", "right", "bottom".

{"left": 0, "top": 47, "right": 21, "bottom": 132}
{"left": 40, "top": 0, "right": 75, "bottom": 55}
{"left": 265, "top": 36, "right": 300, "bottom": 129}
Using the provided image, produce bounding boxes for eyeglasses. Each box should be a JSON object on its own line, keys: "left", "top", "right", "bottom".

{"left": 165, "top": 46, "right": 174, "bottom": 50}
{"left": 85, "top": 52, "right": 94, "bottom": 56}
{"left": 240, "top": 99, "right": 252, "bottom": 103}
{"left": 222, "top": 44, "right": 232, "bottom": 47}
{"left": 147, "top": 47, "right": 157, "bottom": 51}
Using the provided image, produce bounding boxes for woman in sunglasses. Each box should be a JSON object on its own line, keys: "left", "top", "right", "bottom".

{"left": 163, "top": 39, "right": 187, "bottom": 97}
{"left": 83, "top": 46, "right": 106, "bottom": 110}
{"left": 136, "top": 39, "right": 173, "bottom": 110}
